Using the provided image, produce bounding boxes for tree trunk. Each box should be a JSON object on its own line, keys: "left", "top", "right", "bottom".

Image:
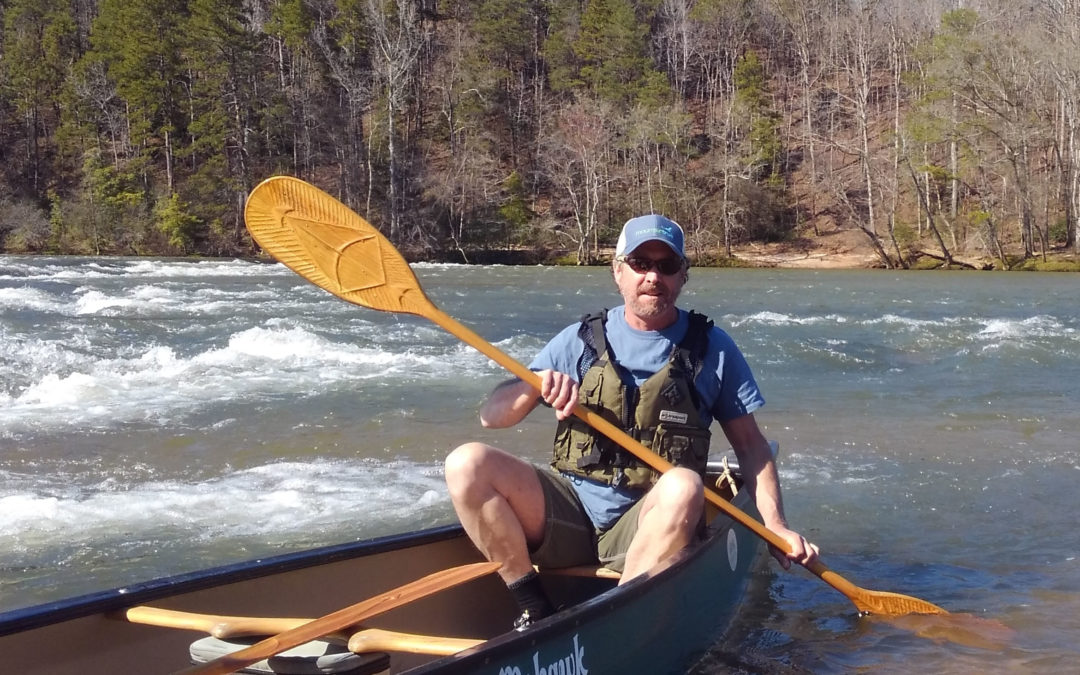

{"left": 903, "top": 153, "right": 956, "bottom": 266}
{"left": 388, "top": 96, "right": 400, "bottom": 241}
{"left": 164, "top": 128, "right": 174, "bottom": 194}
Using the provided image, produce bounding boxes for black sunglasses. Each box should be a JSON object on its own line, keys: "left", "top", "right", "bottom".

{"left": 617, "top": 255, "right": 685, "bottom": 276}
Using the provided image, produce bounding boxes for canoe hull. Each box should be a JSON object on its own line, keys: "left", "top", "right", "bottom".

{"left": 0, "top": 470, "right": 764, "bottom": 674}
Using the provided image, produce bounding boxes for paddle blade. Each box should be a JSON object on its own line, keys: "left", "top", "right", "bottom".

{"left": 852, "top": 589, "right": 949, "bottom": 616}
{"left": 244, "top": 176, "right": 433, "bottom": 317}
{"left": 813, "top": 565, "right": 947, "bottom": 616}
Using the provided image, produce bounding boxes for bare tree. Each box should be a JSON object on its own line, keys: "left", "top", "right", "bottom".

{"left": 655, "top": 0, "right": 694, "bottom": 100}
{"left": 421, "top": 17, "right": 502, "bottom": 259}
{"left": 901, "top": 141, "right": 957, "bottom": 267}
{"left": 620, "top": 102, "right": 692, "bottom": 219}
{"left": 541, "top": 97, "right": 617, "bottom": 265}
{"left": 683, "top": 1, "right": 752, "bottom": 127}
{"left": 311, "top": 0, "right": 374, "bottom": 208}
{"left": 367, "top": 0, "right": 425, "bottom": 243}
{"left": 72, "top": 62, "right": 129, "bottom": 168}
{"left": 1046, "top": 0, "right": 1080, "bottom": 253}
{"left": 958, "top": 35, "right": 1045, "bottom": 258}
{"left": 834, "top": 2, "right": 884, "bottom": 240}
{"left": 768, "top": 0, "right": 827, "bottom": 230}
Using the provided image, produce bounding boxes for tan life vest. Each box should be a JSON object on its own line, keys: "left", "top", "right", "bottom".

{"left": 551, "top": 310, "right": 713, "bottom": 490}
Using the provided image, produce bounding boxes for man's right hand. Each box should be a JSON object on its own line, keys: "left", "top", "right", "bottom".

{"left": 537, "top": 369, "right": 579, "bottom": 420}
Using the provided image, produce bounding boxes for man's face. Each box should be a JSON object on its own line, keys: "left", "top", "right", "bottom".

{"left": 612, "top": 240, "right": 686, "bottom": 327}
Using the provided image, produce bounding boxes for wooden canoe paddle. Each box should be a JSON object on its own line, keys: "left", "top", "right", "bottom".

{"left": 121, "top": 606, "right": 483, "bottom": 655}
{"left": 175, "top": 560, "right": 497, "bottom": 674}
{"left": 122, "top": 605, "right": 345, "bottom": 640}
{"left": 242, "top": 175, "right": 943, "bottom": 619}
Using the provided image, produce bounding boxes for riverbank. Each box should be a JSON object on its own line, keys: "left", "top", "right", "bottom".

{"left": 419, "top": 227, "right": 1080, "bottom": 270}
{"left": 7, "top": 224, "right": 1077, "bottom": 270}
{"left": 730, "top": 228, "right": 1080, "bottom": 271}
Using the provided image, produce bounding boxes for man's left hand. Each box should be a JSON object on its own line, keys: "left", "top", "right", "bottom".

{"left": 768, "top": 526, "right": 819, "bottom": 570}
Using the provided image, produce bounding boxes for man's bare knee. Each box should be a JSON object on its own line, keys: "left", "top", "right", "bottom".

{"left": 446, "top": 441, "right": 488, "bottom": 472}
{"left": 654, "top": 468, "right": 703, "bottom": 501}
{"left": 445, "top": 443, "right": 536, "bottom": 497}
{"left": 445, "top": 442, "right": 494, "bottom": 493}
{"left": 646, "top": 468, "right": 704, "bottom": 524}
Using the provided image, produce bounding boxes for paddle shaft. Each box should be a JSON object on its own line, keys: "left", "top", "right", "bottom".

{"left": 176, "top": 561, "right": 498, "bottom": 674}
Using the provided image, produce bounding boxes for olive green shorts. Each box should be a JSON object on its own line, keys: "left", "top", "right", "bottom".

{"left": 529, "top": 468, "right": 645, "bottom": 574}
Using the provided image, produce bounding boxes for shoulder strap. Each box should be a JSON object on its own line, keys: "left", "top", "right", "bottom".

{"left": 576, "top": 309, "right": 609, "bottom": 381}
{"left": 673, "top": 310, "right": 713, "bottom": 380}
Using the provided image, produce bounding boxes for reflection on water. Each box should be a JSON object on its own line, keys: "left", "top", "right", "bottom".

{"left": 2, "top": 257, "right": 1079, "bottom": 671}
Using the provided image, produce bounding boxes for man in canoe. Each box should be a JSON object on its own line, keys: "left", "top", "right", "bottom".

{"left": 445, "top": 214, "right": 818, "bottom": 629}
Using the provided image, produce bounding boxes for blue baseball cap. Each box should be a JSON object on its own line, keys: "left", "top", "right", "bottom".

{"left": 615, "top": 214, "right": 685, "bottom": 258}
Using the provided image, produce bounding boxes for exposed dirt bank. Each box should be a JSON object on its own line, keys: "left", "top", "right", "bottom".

{"left": 728, "top": 228, "right": 882, "bottom": 269}
{"left": 729, "top": 228, "right": 1078, "bottom": 270}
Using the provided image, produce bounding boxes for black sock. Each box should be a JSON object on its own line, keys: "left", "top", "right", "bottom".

{"left": 507, "top": 571, "right": 554, "bottom": 619}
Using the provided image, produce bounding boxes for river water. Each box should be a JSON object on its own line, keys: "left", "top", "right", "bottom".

{"left": 1, "top": 256, "right": 1078, "bottom": 672}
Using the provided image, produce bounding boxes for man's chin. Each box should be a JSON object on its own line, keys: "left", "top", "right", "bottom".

{"left": 630, "top": 297, "right": 671, "bottom": 318}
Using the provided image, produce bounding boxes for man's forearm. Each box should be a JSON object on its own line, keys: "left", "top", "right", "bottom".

{"left": 721, "top": 415, "right": 788, "bottom": 530}
{"left": 745, "top": 455, "right": 789, "bottom": 532}
{"left": 479, "top": 377, "right": 539, "bottom": 428}
{"left": 721, "top": 415, "right": 816, "bottom": 566}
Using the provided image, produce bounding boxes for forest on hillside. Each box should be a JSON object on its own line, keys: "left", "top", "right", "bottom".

{"left": 1, "top": 0, "right": 1078, "bottom": 268}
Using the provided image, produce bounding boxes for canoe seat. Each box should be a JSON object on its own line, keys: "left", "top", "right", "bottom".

{"left": 189, "top": 636, "right": 389, "bottom": 675}
{"left": 536, "top": 564, "right": 621, "bottom": 580}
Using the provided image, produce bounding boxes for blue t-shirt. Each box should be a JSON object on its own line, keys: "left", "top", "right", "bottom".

{"left": 529, "top": 306, "right": 765, "bottom": 530}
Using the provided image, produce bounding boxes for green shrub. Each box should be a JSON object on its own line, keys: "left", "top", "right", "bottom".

{"left": 155, "top": 193, "right": 201, "bottom": 254}
{"left": 1048, "top": 218, "right": 1068, "bottom": 244}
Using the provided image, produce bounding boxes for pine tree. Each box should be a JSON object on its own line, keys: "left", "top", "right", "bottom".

{"left": 468, "top": 0, "right": 539, "bottom": 165}
{"left": 86, "top": 0, "right": 188, "bottom": 194}
{"left": 542, "top": 0, "right": 581, "bottom": 97}
{"left": 733, "top": 50, "right": 782, "bottom": 182}
{"left": 155, "top": 191, "right": 200, "bottom": 253}
{"left": 1, "top": 0, "right": 79, "bottom": 195}
{"left": 183, "top": 0, "right": 263, "bottom": 249}
{"left": 574, "top": 0, "right": 668, "bottom": 108}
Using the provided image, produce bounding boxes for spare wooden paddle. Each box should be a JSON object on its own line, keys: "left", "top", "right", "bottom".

{"left": 122, "top": 606, "right": 483, "bottom": 655}
{"left": 122, "top": 605, "right": 343, "bottom": 640}
{"left": 176, "top": 560, "right": 497, "bottom": 674}
{"left": 243, "top": 175, "right": 941, "bottom": 618}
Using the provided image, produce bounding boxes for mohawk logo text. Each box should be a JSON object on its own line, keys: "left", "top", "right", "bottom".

{"left": 498, "top": 634, "right": 588, "bottom": 675}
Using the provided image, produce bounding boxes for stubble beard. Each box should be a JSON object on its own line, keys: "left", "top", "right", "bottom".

{"left": 626, "top": 283, "right": 678, "bottom": 321}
